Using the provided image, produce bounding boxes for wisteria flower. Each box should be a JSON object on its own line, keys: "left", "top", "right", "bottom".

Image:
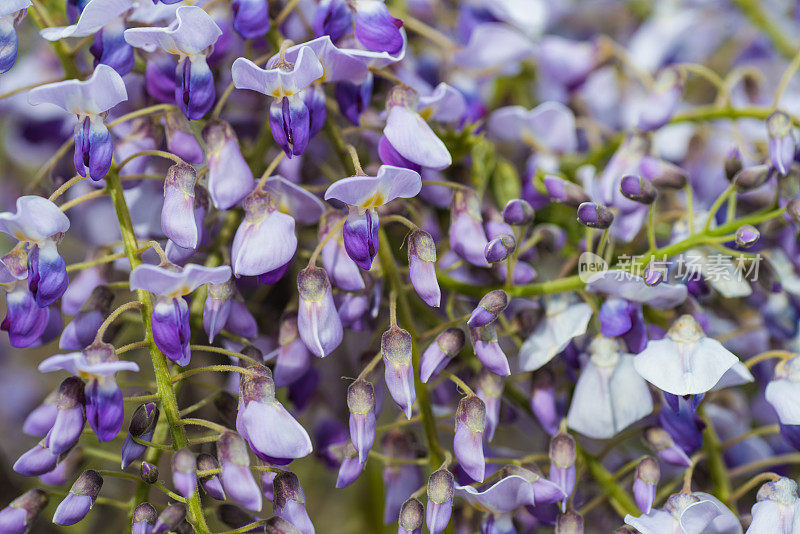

{"left": 566, "top": 337, "right": 653, "bottom": 439}
{"left": 634, "top": 314, "right": 753, "bottom": 396}
{"left": 488, "top": 102, "right": 578, "bottom": 154}
{"left": 519, "top": 296, "right": 593, "bottom": 371}
{"left": 748, "top": 477, "right": 800, "bottom": 533}
{"left": 382, "top": 86, "right": 452, "bottom": 170}
{"left": 124, "top": 6, "right": 222, "bottom": 119}
{"left": 28, "top": 64, "right": 128, "bottom": 180}
{"left": 0, "top": 0, "right": 31, "bottom": 74}
{"left": 130, "top": 262, "right": 231, "bottom": 366}
{"left": 325, "top": 165, "right": 421, "bottom": 270}
{"left": 39, "top": 341, "right": 139, "bottom": 441}
{"left": 625, "top": 492, "right": 742, "bottom": 534}
{"left": 765, "top": 356, "right": 800, "bottom": 450}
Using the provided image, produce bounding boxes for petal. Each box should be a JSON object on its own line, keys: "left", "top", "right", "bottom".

{"left": 0, "top": 195, "right": 70, "bottom": 241}
{"left": 124, "top": 6, "right": 222, "bottom": 55}
{"left": 177, "top": 55, "right": 216, "bottom": 120}
{"left": 242, "top": 401, "right": 313, "bottom": 461}
{"left": 384, "top": 106, "right": 451, "bottom": 170}
{"left": 453, "top": 423, "right": 484, "bottom": 482}
{"left": 262, "top": 176, "right": 325, "bottom": 224}
{"left": 585, "top": 270, "right": 688, "bottom": 308}
{"left": 766, "top": 378, "right": 800, "bottom": 425}
{"left": 474, "top": 340, "right": 511, "bottom": 376}
{"left": 270, "top": 35, "right": 369, "bottom": 84}
{"left": 232, "top": 211, "right": 298, "bottom": 277}
{"left": 274, "top": 339, "right": 312, "bottom": 387}
{"left": 321, "top": 238, "right": 364, "bottom": 291}
{"left": 519, "top": 302, "right": 592, "bottom": 371}
{"left": 85, "top": 378, "right": 124, "bottom": 441}
{"left": 38, "top": 352, "right": 83, "bottom": 375}
{"left": 297, "top": 288, "right": 343, "bottom": 358}
{"left": 232, "top": 46, "right": 323, "bottom": 97}
{"left": 454, "top": 22, "right": 534, "bottom": 72}
{"left": 162, "top": 185, "right": 197, "bottom": 250}
{"left": 419, "top": 83, "right": 467, "bottom": 123}
{"left": 130, "top": 263, "right": 231, "bottom": 296}
{"left": 566, "top": 361, "right": 616, "bottom": 439}
{"left": 151, "top": 297, "right": 191, "bottom": 366}
{"left": 28, "top": 241, "right": 69, "bottom": 308}
{"left": 13, "top": 444, "right": 59, "bottom": 476}
{"left": 231, "top": 0, "right": 270, "bottom": 40}
{"left": 624, "top": 510, "right": 678, "bottom": 533}
{"left": 454, "top": 475, "right": 537, "bottom": 514}
{"left": 353, "top": 0, "right": 404, "bottom": 55}
{"left": 207, "top": 139, "right": 254, "bottom": 210}
{"left": 609, "top": 355, "right": 654, "bottom": 434}
{"left": 40, "top": 0, "right": 134, "bottom": 40}
{"left": 679, "top": 499, "right": 722, "bottom": 534}
{"left": 53, "top": 493, "right": 92, "bottom": 526}
{"left": 28, "top": 64, "right": 127, "bottom": 115}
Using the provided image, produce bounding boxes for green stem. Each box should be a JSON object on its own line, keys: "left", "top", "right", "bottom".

{"left": 576, "top": 444, "right": 639, "bottom": 517}
{"left": 700, "top": 411, "right": 732, "bottom": 503}
{"left": 105, "top": 170, "right": 211, "bottom": 534}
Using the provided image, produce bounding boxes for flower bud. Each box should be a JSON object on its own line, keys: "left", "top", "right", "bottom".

{"left": 162, "top": 163, "right": 198, "bottom": 250}
{"left": 172, "top": 449, "right": 197, "bottom": 499}
{"left": 153, "top": 504, "right": 186, "bottom": 534}
{"left": 60, "top": 285, "right": 114, "bottom": 350}
{"left": 454, "top": 395, "right": 486, "bottom": 482}
{"left": 484, "top": 234, "right": 516, "bottom": 263}
{"left": 644, "top": 427, "right": 691, "bottom": 466}
{"left": 203, "top": 280, "right": 233, "bottom": 343}
{"left": 53, "top": 469, "right": 103, "bottom": 526}
{"left": 24, "top": 388, "right": 59, "bottom": 437}
{"left": 265, "top": 515, "right": 304, "bottom": 534}
{"left": 543, "top": 175, "right": 590, "bottom": 207}
{"left": 45, "top": 377, "right": 85, "bottom": 455}
{"left": 273, "top": 472, "right": 314, "bottom": 533}
{"left": 347, "top": 378, "right": 376, "bottom": 463}
{"left": 342, "top": 207, "right": 379, "bottom": 271}
{"left": 734, "top": 224, "right": 759, "bottom": 248}
{"left": 555, "top": 510, "right": 584, "bottom": 534}
{"left": 218, "top": 431, "right": 262, "bottom": 511}
{"left": 121, "top": 403, "right": 159, "bottom": 469}
{"left": 471, "top": 323, "right": 511, "bottom": 376}
{"left": 407, "top": 229, "right": 440, "bottom": 307}
{"left": 335, "top": 442, "right": 365, "bottom": 488}
{"left": 644, "top": 158, "right": 688, "bottom": 189}
{"left": 449, "top": 189, "right": 489, "bottom": 267}
{"left": 531, "top": 370, "right": 559, "bottom": 435}
{"left": 381, "top": 326, "right": 416, "bottom": 419}
{"left": 203, "top": 119, "right": 255, "bottom": 210}
{"left": 420, "top": 328, "right": 465, "bottom": 383}
{"left": 132, "top": 502, "right": 157, "bottom": 534}
{"left": 426, "top": 469, "right": 454, "bottom": 534}
{"left": 549, "top": 432, "right": 576, "bottom": 510}
{"left": 140, "top": 462, "right": 159, "bottom": 484}
{"left": 468, "top": 290, "right": 509, "bottom": 327}
{"left": 643, "top": 265, "right": 664, "bottom": 287}
{"left": 767, "top": 111, "right": 796, "bottom": 176}
{"left": 399, "top": 498, "right": 423, "bottom": 534}
{"left": 577, "top": 202, "right": 614, "bottom": 229}
{"left": 197, "top": 453, "right": 226, "bottom": 500}
{"left": 619, "top": 175, "right": 657, "bottom": 204}
{"left": 275, "top": 312, "right": 311, "bottom": 388}
{"left": 502, "top": 198, "right": 535, "bottom": 225}
{"left": 733, "top": 164, "right": 772, "bottom": 191}
{"left": 0, "top": 488, "right": 48, "bottom": 534}
{"left": 724, "top": 148, "right": 743, "bottom": 181}
{"left": 297, "top": 267, "right": 343, "bottom": 358}
{"left": 13, "top": 441, "right": 59, "bottom": 477}
{"left": 633, "top": 456, "right": 660, "bottom": 514}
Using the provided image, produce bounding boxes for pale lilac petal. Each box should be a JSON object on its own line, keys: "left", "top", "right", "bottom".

{"left": 585, "top": 270, "right": 687, "bottom": 309}
{"left": 241, "top": 401, "right": 313, "bottom": 460}
{"left": 0, "top": 195, "right": 70, "bottom": 241}
{"left": 28, "top": 64, "right": 127, "bottom": 115}
{"left": 124, "top": 6, "right": 221, "bottom": 55}
{"left": 40, "top": 0, "right": 134, "bottom": 41}
{"left": 384, "top": 106, "right": 451, "bottom": 170}
{"left": 454, "top": 23, "right": 533, "bottom": 72}
{"left": 232, "top": 211, "right": 297, "bottom": 276}
{"left": 232, "top": 47, "right": 323, "bottom": 97}
{"left": 38, "top": 352, "right": 83, "bottom": 375}
{"left": 130, "top": 263, "right": 232, "bottom": 297}
{"left": 419, "top": 83, "right": 467, "bottom": 123}
{"left": 262, "top": 176, "right": 325, "bottom": 224}
{"left": 268, "top": 36, "right": 370, "bottom": 84}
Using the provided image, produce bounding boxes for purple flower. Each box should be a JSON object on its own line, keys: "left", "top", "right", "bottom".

{"left": 320, "top": 212, "right": 364, "bottom": 291}
{"left": 203, "top": 119, "right": 255, "bottom": 210}
{"left": 172, "top": 449, "right": 197, "bottom": 499}
{"left": 24, "top": 388, "right": 59, "bottom": 436}
{"left": 0, "top": 2, "right": 31, "bottom": 74}
{"left": 2, "top": 282, "right": 50, "bottom": 348}
{"left": 162, "top": 163, "right": 199, "bottom": 249}
{"left": 0, "top": 488, "right": 48, "bottom": 534}
{"left": 273, "top": 313, "right": 312, "bottom": 387}
{"left": 231, "top": 0, "right": 269, "bottom": 39}
{"left": 537, "top": 36, "right": 597, "bottom": 89}
{"left": 53, "top": 470, "right": 102, "bottom": 526}
{"left": 634, "top": 314, "right": 752, "bottom": 396}
{"left": 352, "top": 0, "right": 403, "bottom": 54}
{"left": 426, "top": 469, "right": 454, "bottom": 534}
{"left": 335, "top": 443, "right": 366, "bottom": 489}
{"left": 519, "top": 296, "right": 592, "bottom": 371}
{"left": 218, "top": 431, "right": 262, "bottom": 512}
{"left": 0, "top": 195, "right": 71, "bottom": 308}
{"left": 313, "top": 0, "right": 352, "bottom": 42}
{"left": 420, "top": 328, "right": 465, "bottom": 383}
{"left": 297, "top": 267, "right": 343, "bottom": 358}
{"left": 644, "top": 427, "right": 691, "bottom": 467}
{"left": 454, "top": 22, "right": 533, "bottom": 74}
{"left": 488, "top": 102, "right": 577, "bottom": 154}
{"left": 454, "top": 465, "right": 565, "bottom": 517}
{"left": 153, "top": 504, "right": 186, "bottom": 534}
{"left": 197, "top": 453, "right": 226, "bottom": 500}
{"left": 471, "top": 323, "right": 510, "bottom": 376}
{"left": 449, "top": 189, "right": 489, "bottom": 267}
{"left": 382, "top": 431, "right": 423, "bottom": 524}
{"left": 624, "top": 492, "right": 739, "bottom": 534}
{"left": 530, "top": 369, "right": 559, "bottom": 435}
{"left": 120, "top": 402, "right": 159, "bottom": 469}
{"left": 548, "top": 432, "right": 576, "bottom": 511}
{"left": 44, "top": 377, "right": 85, "bottom": 455}
{"left": 39, "top": 342, "right": 139, "bottom": 442}
{"left": 29, "top": 65, "right": 127, "bottom": 179}
{"left": 384, "top": 86, "right": 451, "bottom": 170}
{"left": 468, "top": 290, "right": 509, "bottom": 328}
{"left": 232, "top": 47, "right": 323, "bottom": 156}
{"left": 476, "top": 370, "right": 503, "bottom": 441}
{"left": 405, "top": 229, "right": 440, "bottom": 307}
{"left": 273, "top": 472, "right": 314, "bottom": 534}
{"left": 132, "top": 503, "right": 157, "bottom": 534}
{"left": 325, "top": 164, "right": 422, "bottom": 270}
{"left": 454, "top": 395, "right": 486, "bottom": 482}
{"left": 748, "top": 477, "right": 800, "bottom": 533}
{"left": 237, "top": 364, "right": 313, "bottom": 464}
{"left": 381, "top": 326, "right": 416, "bottom": 419}
{"left": 597, "top": 297, "right": 647, "bottom": 353}
{"left": 566, "top": 337, "right": 653, "bottom": 439}
{"left": 586, "top": 270, "right": 687, "bottom": 309}
{"left": 130, "top": 262, "right": 231, "bottom": 366}
{"left": 336, "top": 75, "right": 373, "bottom": 126}
{"left": 233, "top": 179, "right": 324, "bottom": 278}
{"left": 124, "top": 6, "right": 222, "bottom": 119}
{"left": 398, "top": 497, "right": 423, "bottom": 533}
{"left": 347, "top": 378, "right": 376, "bottom": 463}
{"left": 203, "top": 280, "right": 233, "bottom": 343}
{"left": 633, "top": 457, "right": 660, "bottom": 514}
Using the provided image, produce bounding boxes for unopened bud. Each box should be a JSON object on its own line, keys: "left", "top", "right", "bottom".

{"left": 154, "top": 504, "right": 186, "bottom": 534}
{"left": 141, "top": 462, "right": 159, "bottom": 484}
{"left": 502, "top": 198, "right": 535, "bottom": 225}
{"left": 398, "top": 498, "right": 424, "bottom": 533}
{"left": 733, "top": 164, "right": 772, "bottom": 191}
{"left": 544, "top": 175, "right": 590, "bottom": 207}
{"left": 556, "top": 510, "right": 584, "bottom": 534}
{"left": 724, "top": 148, "right": 743, "bottom": 181}
{"left": 734, "top": 224, "right": 759, "bottom": 248}
{"left": 620, "top": 175, "right": 657, "bottom": 204}
{"left": 468, "top": 290, "right": 509, "bottom": 327}
{"left": 577, "top": 202, "right": 614, "bottom": 229}
{"left": 484, "top": 234, "right": 516, "bottom": 263}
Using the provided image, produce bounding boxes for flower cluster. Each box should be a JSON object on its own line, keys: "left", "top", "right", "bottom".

{"left": 3, "top": 0, "right": 800, "bottom": 533}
